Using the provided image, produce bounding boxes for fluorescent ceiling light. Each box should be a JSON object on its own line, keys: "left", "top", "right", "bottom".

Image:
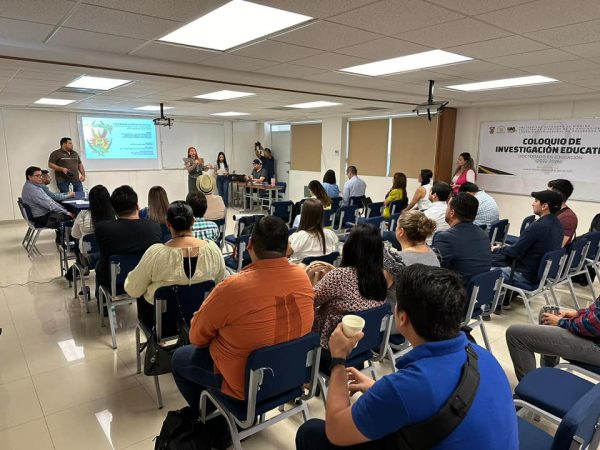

{"left": 286, "top": 101, "right": 342, "bottom": 109}
{"left": 66, "top": 75, "right": 131, "bottom": 90}
{"left": 445, "top": 75, "right": 559, "bottom": 92}
{"left": 210, "top": 111, "right": 251, "bottom": 116}
{"left": 340, "top": 50, "right": 472, "bottom": 76}
{"left": 135, "top": 105, "right": 174, "bottom": 111}
{"left": 194, "top": 90, "right": 255, "bottom": 100}
{"left": 159, "top": 0, "right": 312, "bottom": 51}
{"left": 34, "top": 98, "right": 76, "bottom": 106}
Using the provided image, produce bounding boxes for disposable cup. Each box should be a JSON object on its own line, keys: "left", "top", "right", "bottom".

{"left": 342, "top": 315, "right": 365, "bottom": 338}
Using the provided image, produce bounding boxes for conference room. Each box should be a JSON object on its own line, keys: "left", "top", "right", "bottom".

{"left": 2, "top": 1, "right": 600, "bottom": 449}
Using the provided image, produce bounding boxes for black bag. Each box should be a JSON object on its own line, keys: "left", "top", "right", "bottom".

{"left": 590, "top": 213, "right": 600, "bottom": 233}
{"left": 154, "top": 407, "right": 211, "bottom": 450}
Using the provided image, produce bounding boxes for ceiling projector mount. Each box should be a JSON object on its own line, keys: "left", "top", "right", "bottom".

{"left": 413, "top": 80, "right": 449, "bottom": 121}
{"left": 153, "top": 103, "right": 174, "bottom": 128}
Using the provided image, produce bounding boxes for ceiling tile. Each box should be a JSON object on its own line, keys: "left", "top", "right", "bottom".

{"left": 488, "top": 49, "right": 578, "bottom": 68}
{"left": 63, "top": 4, "right": 180, "bottom": 40}
{"left": 255, "top": 63, "right": 327, "bottom": 78}
{"left": 290, "top": 52, "right": 370, "bottom": 70}
{"left": 447, "top": 36, "right": 548, "bottom": 59}
{"left": 48, "top": 28, "right": 145, "bottom": 54}
{"left": 0, "top": 0, "right": 75, "bottom": 25}
{"left": 201, "top": 54, "right": 275, "bottom": 72}
{"left": 13, "top": 70, "right": 81, "bottom": 82}
{"left": 233, "top": 40, "right": 322, "bottom": 62}
{"left": 250, "top": 0, "right": 379, "bottom": 19}
{"left": 305, "top": 71, "right": 398, "bottom": 89}
{"left": 383, "top": 70, "right": 465, "bottom": 83}
{"left": 272, "top": 21, "right": 380, "bottom": 51}
{"left": 562, "top": 41, "right": 600, "bottom": 58}
{"left": 522, "top": 59, "right": 600, "bottom": 77}
{"left": 131, "top": 42, "right": 218, "bottom": 63}
{"left": 476, "top": 0, "right": 600, "bottom": 33}
{"left": 335, "top": 37, "right": 429, "bottom": 60}
{"left": 329, "top": 0, "right": 463, "bottom": 35}
{"left": 553, "top": 67, "right": 600, "bottom": 81}
{"left": 460, "top": 68, "right": 535, "bottom": 81}
{"left": 395, "top": 18, "right": 510, "bottom": 48}
{"left": 430, "top": 60, "right": 506, "bottom": 76}
{"left": 525, "top": 19, "right": 600, "bottom": 47}
{"left": 80, "top": 0, "right": 227, "bottom": 22}
{"left": 427, "top": 0, "right": 534, "bottom": 16}
{"left": 0, "top": 17, "right": 54, "bottom": 43}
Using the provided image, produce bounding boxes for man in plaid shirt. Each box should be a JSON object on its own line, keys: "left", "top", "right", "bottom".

{"left": 186, "top": 191, "right": 220, "bottom": 243}
{"left": 459, "top": 182, "right": 499, "bottom": 229}
{"left": 506, "top": 297, "right": 600, "bottom": 380}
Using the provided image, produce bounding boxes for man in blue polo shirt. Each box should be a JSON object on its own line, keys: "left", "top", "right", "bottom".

{"left": 295, "top": 265, "right": 518, "bottom": 450}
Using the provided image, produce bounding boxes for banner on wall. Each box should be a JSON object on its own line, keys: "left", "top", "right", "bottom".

{"left": 477, "top": 118, "right": 600, "bottom": 202}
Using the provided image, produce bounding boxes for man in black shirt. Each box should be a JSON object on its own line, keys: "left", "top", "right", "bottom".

{"left": 95, "top": 185, "right": 162, "bottom": 291}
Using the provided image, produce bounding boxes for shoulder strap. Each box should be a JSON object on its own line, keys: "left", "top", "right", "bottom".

{"left": 389, "top": 345, "right": 480, "bottom": 450}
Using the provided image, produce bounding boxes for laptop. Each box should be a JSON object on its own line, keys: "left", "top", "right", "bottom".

{"left": 230, "top": 174, "right": 247, "bottom": 182}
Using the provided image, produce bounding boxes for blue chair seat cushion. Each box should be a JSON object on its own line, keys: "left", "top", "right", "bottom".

{"left": 506, "top": 277, "right": 537, "bottom": 292}
{"left": 224, "top": 234, "right": 236, "bottom": 245}
{"left": 517, "top": 417, "right": 553, "bottom": 450}
{"left": 207, "top": 387, "right": 303, "bottom": 421}
{"left": 338, "top": 234, "right": 348, "bottom": 243}
{"left": 515, "top": 367, "right": 594, "bottom": 418}
{"left": 389, "top": 335, "right": 406, "bottom": 346}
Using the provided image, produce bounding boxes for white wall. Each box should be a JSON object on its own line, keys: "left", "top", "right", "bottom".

{"left": 1, "top": 107, "right": 261, "bottom": 221}
{"left": 454, "top": 99, "right": 600, "bottom": 236}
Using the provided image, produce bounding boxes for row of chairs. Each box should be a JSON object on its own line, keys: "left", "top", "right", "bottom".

{"left": 17, "top": 197, "right": 53, "bottom": 256}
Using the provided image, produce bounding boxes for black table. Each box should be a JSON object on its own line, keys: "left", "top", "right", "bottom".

{"left": 61, "top": 191, "right": 90, "bottom": 213}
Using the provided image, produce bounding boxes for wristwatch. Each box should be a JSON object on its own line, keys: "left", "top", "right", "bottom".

{"left": 329, "top": 357, "right": 346, "bottom": 370}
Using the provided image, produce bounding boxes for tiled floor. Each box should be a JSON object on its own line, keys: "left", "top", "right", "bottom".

{"left": 1, "top": 214, "right": 596, "bottom": 449}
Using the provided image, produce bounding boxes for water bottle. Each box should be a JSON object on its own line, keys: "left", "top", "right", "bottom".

{"left": 68, "top": 182, "right": 73, "bottom": 194}
{"left": 83, "top": 186, "right": 88, "bottom": 199}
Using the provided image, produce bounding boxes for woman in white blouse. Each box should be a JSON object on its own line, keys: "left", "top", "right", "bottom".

{"left": 71, "top": 185, "right": 115, "bottom": 246}
{"left": 288, "top": 198, "right": 338, "bottom": 263}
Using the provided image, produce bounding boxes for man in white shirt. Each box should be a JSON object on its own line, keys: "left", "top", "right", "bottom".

{"left": 459, "top": 182, "right": 499, "bottom": 230}
{"left": 424, "top": 181, "right": 451, "bottom": 244}
{"left": 342, "top": 165, "right": 367, "bottom": 205}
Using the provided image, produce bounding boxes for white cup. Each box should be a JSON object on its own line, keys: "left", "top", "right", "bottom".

{"left": 341, "top": 315, "right": 365, "bottom": 338}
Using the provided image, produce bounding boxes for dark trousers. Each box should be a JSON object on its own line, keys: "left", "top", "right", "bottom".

{"left": 171, "top": 345, "right": 223, "bottom": 415}
{"left": 136, "top": 297, "right": 154, "bottom": 332}
{"left": 296, "top": 419, "right": 384, "bottom": 450}
{"left": 57, "top": 180, "right": 83, "bottom": 193}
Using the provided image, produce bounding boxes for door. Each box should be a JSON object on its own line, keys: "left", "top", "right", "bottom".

{"left": 270, "top": 124, "right": 291, "bottom": 199}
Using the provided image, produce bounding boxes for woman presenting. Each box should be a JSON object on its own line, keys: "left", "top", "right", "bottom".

{"left": 451, "top": 152, "right": 476, "bottom": 194}
{"left": 184, "top": 147, "right": 211, "bottom": 194}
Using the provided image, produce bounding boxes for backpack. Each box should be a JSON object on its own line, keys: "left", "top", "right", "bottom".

{"left": 154, "top": 407, "right": 211, "bottom": 450}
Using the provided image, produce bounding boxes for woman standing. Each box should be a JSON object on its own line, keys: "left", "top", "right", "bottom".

{"left": 184, "top": 147, "right": 204, "bottom": 194}
{"left": 451, "top": 152, "right": 476, "bottom": 194}
{"left": 288, "top": 199, "right": 338, "bottom": 263}
{"left": 382, "top": 172, "right": 407, "bottom": 218}
{"left": 405, "top": 169, "right": 433, "bottom": 211}
{"left": 215, "top": 152, "right": 229, "bottom": 207}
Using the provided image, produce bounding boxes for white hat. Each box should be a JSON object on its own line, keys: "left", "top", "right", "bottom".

{"left": 197, "top": 174, "right": 215, "bottom": 194}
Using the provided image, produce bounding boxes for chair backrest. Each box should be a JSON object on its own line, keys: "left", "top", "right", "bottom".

{"left": 366, "top": 202, "right": 384, "bottom": 218}
{"left": 387, "top": 212, "right": 401, "bottom": 232}
{"left": 275, "top": 181, "right": 286, "bottom": 194}
{"left": 270, "top": 201, "right": 293, "bottom": 225}
{"left": 331, "top": 196, "right": 342, "bottom": 213}
{"left": 552, "top": 383, "right": 600, "bottom": 450}
{"left": 489, "top": 219, "right": 510, "bottom": 245}
{"left": 302, "top": 252, "right": 340, "bottom": 265}
{"left": 246, "top": 332, "right": 321, "bottom": 404}
{"left": 390, "top": 198, "right": 407, "bottom": 216}
{"left": 212, "top": 218, "right": 226, "bottom": 247}
{"left": 234, "top": 214, "right": 263, "bottom": 238}
{"left": 520, "top": 215, "right": 536, "bottom": 234}
{"left": 59, "top": 221, "right": 74, "bottom": 248}
{"left": 347, "top": 303, "right": 392, "bottom": 360}
{"left": 359, "top": 215, "right": 384, "bottom": 231}
{"left": 464, "top": 269, "right": 503, "bottom": 323}
{"left": 81, "top": 233, "right": 99, "bottom": 255}
{"left": 109, "top": 253, "right": 144, "bottom": 294}
{"left": 335, "top": 205, "right": 359, "bottom": 231}
{"left": 235, "top": 234, "right": 251, "bottom": 270}
{"left": 323, "top": 209, "right": 333, "bottom": 228}
{"left": 17, "top": 198, "right": 34, "bottom": 222}
{"left": 537, "top": 248, "right": 567, "bottom": 287}
{"left": 349, "top": 195, "right": 366, "bottom": 207}
{"left": 564, "top": 238, "right": 590, "bottom": 275}
{"left": 579, "top": 231, "right": 600, "bottom": 264}
{"left": 154, "top": 281, "right": 215, "bottom": 340}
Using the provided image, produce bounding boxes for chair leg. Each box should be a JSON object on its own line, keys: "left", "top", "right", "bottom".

{"left": 72, "top": 265, "right": 78, "bottom": 299}
{"left": 585, "top": 270, "right": 598, "bottom": 300}
{"left": 108, "top": 304, "right": 118, "bottom": 349}
{"left": 566, "top": 278, "right": 581, "bottom": 309}
{"left": 301, "top": 402, "right": 310, "bottom": 422}
{"left": 522, "top": 295, "right": 536, "bottom": 324}
{"left": 135, "top": 326, "right": 142, "bottom": 374}
{"left": 479, "top": 323, "right": 492, "bottom": 353}
{"left": 28, "top": 230, "right": 41, "bottom": 256}
{"left": 154, "top": 376, "right": 163, "bottom": 409}
{"left": 317, "top": 376, "right": 328, "bottom": 408}
{"left": 99, "top": 290, "right": 105, "bottom": 327}
{"left": 81, "top": 275, "right": 90, "bottom": 314}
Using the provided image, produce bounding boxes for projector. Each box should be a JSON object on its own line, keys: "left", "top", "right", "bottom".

{"left": 412, "top": 80, "right": 449, "bottom": 121}
{"left": 153, "top": 103, "right": 174, "bottom": 129}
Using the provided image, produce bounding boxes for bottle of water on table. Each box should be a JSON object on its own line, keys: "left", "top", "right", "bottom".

{"left": 68, "top": 182, "right": 73, "bottom": 194}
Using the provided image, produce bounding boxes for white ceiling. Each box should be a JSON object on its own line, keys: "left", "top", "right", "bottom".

{"left": 0, "top": 0, "right": 600, "bottom": 121}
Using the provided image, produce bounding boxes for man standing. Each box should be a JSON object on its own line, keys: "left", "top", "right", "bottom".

{"left": 21, "top": 166, "right": 73, "bottom": 228}
{"left": 459, "top": 182, "right": 499, "bottom": 229}
{"left": 342, "top": 166, "right": 366, "bottom": 206}
{"left": 48, "top": 137, "right": 86, "bottom": 193}
{"left": 40, "top": 170, "right": 74, "bottom": 202}
{"left": 296, "top": 265, "right": 518, "bottom": 450}
{"left": 432, "top": 193, "right": 491, "bottom": 285}
{"left": 548, "top": 179, "right": 578, "bottom": 247}
{"left": 423, "top": 181, "right": 451, "bottom": 244}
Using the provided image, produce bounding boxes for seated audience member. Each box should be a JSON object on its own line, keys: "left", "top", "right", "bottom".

{"left": 186, "top": 191, "right": 220, "bottom": 243}
{"left": 21, "top": 166, "right": 73, "bottom": 228}
{"left": 432, "top": 193, "right": 491, "bottom": 286}
{"left": 506, "top": 296, "right": 600, "bottom": 380}
{"left": 124, "top": 201, "right": 226, "bottom": 331}
{"left": 71, "top": 185, "right": 115, "bottom": 247}
{"left": 296, "top": 265, "right": 518, "bottom": 450}
{"left": 95, "top": 185, "right": 162, "bottom": 293}
{"left": 313, "top": 224, "right": 386, "bottom": 351}
{"left": 405, "top": 168, "right": 433, "bottom": 211}
{"left": 384, "top": 210, "right": 439, "bottom": 334}
{"left": 493, "top": 190, "right": 563, "bottom": 301}
{"left": 382, "top": 172, "right": 407, "bottom": 218}
{"left": 288, "top": 199, "right": 338, "bottom": 263}
{"left": 293, "top": 180, "right": 332, "bottom": 228}
{"left": 248, "top": 158, "right": 267, "bottom": 183}
{"left": 40, "top": 169, "right": 74, "bottom": 202}
{"left": 322, "top": 169, "right": 340, "bottom": 199}
{"left": 197, "top": 174, "right": 225, "bottom": 220}
{"left": 459, "top": 182, "right": 499, "bottom": 229}
{"left": 171, "top": 216, "right": 314, "bottom": 412}
{"left": 141, "top": 186, "right": 170, "bottom": 239}
{"left": 423, "top": 181, "right": 451, "bottom": 244}
{"left": 342, "top": 165, "right": 366, "bottom": 206}
{"left": 548, "top": 178, "right": 578, "bottom": 247}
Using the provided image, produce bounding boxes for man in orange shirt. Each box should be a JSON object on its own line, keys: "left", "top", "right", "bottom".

{"left": 171, "top": 216, "right": 315, "bottom": 415}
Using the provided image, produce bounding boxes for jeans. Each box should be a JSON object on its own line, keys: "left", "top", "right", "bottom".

{"left": 499, "top": 266, "right": 531, "bottom": 285}
{"left": 296, "top": 419, "right": 384, "bottom": 450}
{"left": 57, "top": 180, "right": 83, "bottom": 193}
{"left": 216, "top": 176, "right": 229, "bottom": 206}
{"left": 171, "top": 345, "right": 223, "bottom": 415}
{"left": 506, "top": 324, "right": 600, "bottom": 380}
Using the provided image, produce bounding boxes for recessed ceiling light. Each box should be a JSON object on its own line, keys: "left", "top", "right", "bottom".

{"left": 210, "top": 111, "right": 251, "bottom": 116}
{"left": 285, "top": 101, "right": 342, "bottom": 109}
{"left": 135, "top": 105, "right": 175, "bottom": 111}
{"left": 194, "top": 90, "right": 255, "bottom": 100}
{"left": 34, "top": 98, "right": 76, "bottom": 106}
{"left": 340, "top": 50, "right": 472, "bottom": 76}
{"left": 445, "top": 75, "right": 559, "bottom": 92}
{"left": 159, "top": 0, "right": 312, "bottom": 51}
{"left": 66, "top": 75, "right": 131, "bottom": 91}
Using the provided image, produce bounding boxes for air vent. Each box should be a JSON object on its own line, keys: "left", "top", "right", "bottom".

{"left": 267, "top": 106, "right": 296, "bottom": 111}
{"left": 178, "top": 98, "right": 219, "bottom": 104}
{"left": 56, "top": 87, "right": 106, "bottom": 95}
{"left": 353, "top": 106, "right": 388, "bottom": 111}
